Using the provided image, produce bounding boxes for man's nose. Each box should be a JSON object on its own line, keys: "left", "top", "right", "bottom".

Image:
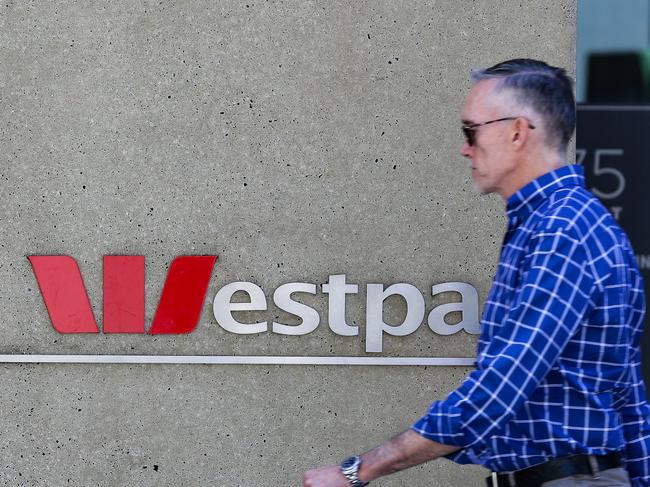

{"left": 460, "top": 140, "right": 472, "bottom": 158}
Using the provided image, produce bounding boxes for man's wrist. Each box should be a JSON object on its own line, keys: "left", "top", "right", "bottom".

{"left": 357, "top": 456, "right": 374, "bottom": 485}
{"left": 340, "top": 456, "right": 369, "bottom": 486}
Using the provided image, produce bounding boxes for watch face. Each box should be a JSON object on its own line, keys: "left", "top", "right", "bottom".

{"left": 341, "top": 457, "right": 358, "bottom": 470}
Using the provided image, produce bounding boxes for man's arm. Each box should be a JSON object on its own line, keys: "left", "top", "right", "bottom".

{"left": 411, "top": 227, "right": 595, "bottom": 449}
{"left": 304, "top": 225, "right": 596, "bottom": 485}
{"left": 302, "top": 430, "right": 460, "bottom": 486}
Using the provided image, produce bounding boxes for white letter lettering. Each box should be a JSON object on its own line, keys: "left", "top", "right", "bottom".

{"left": 213, "top": 282, "right": 268, "bottom": 334}
{"left": 428, "top": 282, "right": 480, "bottom": 335}
{"left": 322, "top": 274, "right": 359, "bottom": 336}
{"left": 365, "top": 283, "right": 424, "bottom": 353}
{"left": 272, "top": 283, "right": 320, "bottom": 335}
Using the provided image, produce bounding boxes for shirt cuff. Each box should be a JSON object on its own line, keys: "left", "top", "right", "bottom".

{"left": 411, "top": 399, "right": 469, "bottom": 448}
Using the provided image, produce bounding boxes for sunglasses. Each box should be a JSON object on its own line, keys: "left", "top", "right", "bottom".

{"left": 462, "top": 117, "right": 536, "bottom": 146}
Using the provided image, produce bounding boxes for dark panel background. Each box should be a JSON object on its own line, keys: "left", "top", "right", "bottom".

{"left": 577, "top": 106, "right": 650, "bottom": 398}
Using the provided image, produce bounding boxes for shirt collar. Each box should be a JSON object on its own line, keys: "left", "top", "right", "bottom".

{"left": 506, "top": 164, "right": 585, "bottom": 226}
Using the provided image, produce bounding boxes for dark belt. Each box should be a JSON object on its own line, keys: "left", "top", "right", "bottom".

{"left": 485, "top": 452, "right": 623, "bottom": 487}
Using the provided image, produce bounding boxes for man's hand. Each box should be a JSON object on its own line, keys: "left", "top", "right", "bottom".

{"left": 302, "top": 465, "right": 350, "bottom": 487}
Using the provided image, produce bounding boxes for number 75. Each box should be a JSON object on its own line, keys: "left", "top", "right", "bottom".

{"left": 576, "top": 148, "right": 625, "bottom": 200}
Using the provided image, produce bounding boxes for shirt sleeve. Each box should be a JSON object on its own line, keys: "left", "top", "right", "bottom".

{"left": 613, "top": 275, "right": 650, "bottom": 487}
{"left": 412, "top": 227, "right": 595, "bottom": 449}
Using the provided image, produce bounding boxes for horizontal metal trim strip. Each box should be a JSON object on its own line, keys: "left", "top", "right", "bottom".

{"left": 0, "top": 355, "right": 475, "bottom": 366}
{"left": 577, "top": 105, "right": 650, "bottom": 111}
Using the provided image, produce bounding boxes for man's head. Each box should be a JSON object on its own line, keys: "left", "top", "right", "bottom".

{"left": 460, "top": 59, "right": 576, "bottom": 199}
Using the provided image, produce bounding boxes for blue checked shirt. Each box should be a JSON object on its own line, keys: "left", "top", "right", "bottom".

{"left": 412, "top": 164, "right": 650, "bottom": 485}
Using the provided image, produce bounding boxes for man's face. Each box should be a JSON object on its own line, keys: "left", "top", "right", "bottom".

{"left": 460, "top": 80, "right": 518, "bottom": 197}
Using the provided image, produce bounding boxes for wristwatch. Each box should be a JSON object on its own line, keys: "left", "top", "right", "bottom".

{"left": 340, "top": 455, "right": 368, "bottom": 486}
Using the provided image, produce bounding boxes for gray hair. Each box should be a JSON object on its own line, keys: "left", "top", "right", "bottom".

{"left": 471, "top": 59, "right": 576, "bottom": 151}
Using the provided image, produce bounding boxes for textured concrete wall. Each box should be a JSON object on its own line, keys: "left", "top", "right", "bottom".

{"left": 0, "top": 1, "right": 575, "bottom": 485}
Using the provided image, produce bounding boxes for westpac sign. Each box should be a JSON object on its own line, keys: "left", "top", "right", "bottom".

{"left": 28, "top": 255, "right": 480, "bottom": 354}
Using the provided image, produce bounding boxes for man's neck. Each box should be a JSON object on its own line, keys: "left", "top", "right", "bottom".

{"left": 499, "top": 151, "right": 566, "bottom": 200}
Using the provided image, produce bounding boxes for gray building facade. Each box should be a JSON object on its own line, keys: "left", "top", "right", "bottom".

{"left": 1, "top": 1, "right": 575, "bottom": 485}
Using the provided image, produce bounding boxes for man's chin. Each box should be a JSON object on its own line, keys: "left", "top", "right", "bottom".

{"left": 472, "top": 181, "right": 491, "bottom": 195}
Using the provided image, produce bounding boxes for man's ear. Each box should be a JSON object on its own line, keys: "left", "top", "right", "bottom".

{"left": 511, "top": 117, "right": 529, "bottom": 148}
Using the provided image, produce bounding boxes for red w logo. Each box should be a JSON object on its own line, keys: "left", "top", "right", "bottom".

{"left": 28, "top": 255, "right": 217, "bottom": 334}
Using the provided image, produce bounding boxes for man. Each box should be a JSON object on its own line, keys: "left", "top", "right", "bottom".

{"left": 303, "top": 59, "right": 650, "bottom": 487}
